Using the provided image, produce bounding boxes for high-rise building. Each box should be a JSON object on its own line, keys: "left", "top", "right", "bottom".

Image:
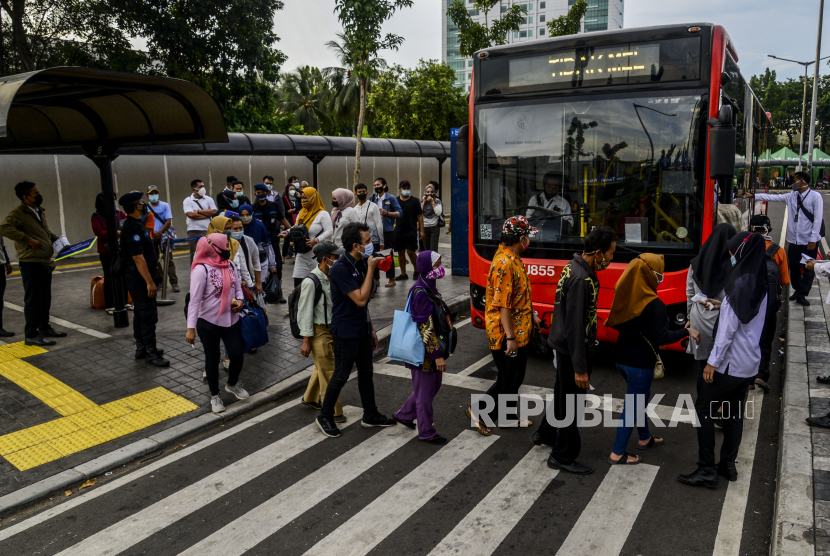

{"left": 442, "top": 0, "right": 624, "bottom": 91}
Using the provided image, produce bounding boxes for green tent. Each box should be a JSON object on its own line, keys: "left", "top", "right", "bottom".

{"left": 801, "top": 148, "right": 830, "bottom": 161}
{"left": 771, "top": 146, "right": 802, "bottom": 162}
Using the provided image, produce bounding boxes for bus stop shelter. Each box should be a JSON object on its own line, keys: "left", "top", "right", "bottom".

{"left": 0, "top": 67, "right": 228, "bottom": 327}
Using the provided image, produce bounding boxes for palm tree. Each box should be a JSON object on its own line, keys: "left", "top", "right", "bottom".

{"left": 277, "top": 66, "right": 333, "bottom": 133}
{"left": 323, "top": 33, "right": 387, "bottom": 137}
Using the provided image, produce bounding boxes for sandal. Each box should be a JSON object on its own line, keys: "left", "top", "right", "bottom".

{"left": 637, "top": 437, "right": 664, "bottom": 450}
{"left": 607, "top": 451, "right": 640, "bottom": 465}
{"left": 465, "top": 408, "right": 492, "bottom": 436}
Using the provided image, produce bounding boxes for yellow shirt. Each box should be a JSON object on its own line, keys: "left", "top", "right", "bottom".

{"left": 485, "top": 245, "right": 533, "bottom": 349}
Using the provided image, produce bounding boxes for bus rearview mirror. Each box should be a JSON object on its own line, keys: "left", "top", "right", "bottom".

{"left": 707, "top": 106, "right": 736, "bottom": 179}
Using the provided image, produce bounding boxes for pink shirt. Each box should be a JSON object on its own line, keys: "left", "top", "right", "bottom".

{"left": 187, "top": 263, "right": 244, "bottom": 329}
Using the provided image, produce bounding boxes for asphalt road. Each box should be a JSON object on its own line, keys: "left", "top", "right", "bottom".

{"left": 3, "top": 195, "right": 823, "bottom": 555}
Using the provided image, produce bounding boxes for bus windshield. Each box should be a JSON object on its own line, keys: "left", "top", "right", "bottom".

{"left": 475, "top": 91, "right": 707, "bottom": 263}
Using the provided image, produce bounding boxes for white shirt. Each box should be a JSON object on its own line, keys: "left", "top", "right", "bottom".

{"left": 332, "top": 206, "right": 357, "bottom": 248}
{"left": 27, "top": 205, "right": 41, "bottom": 221}
{"left": 354, "top": 200, "right": 384, "bottom": 246}
{"left": 707, "top": 294, "right": 767, "bottom": 378}
{"left": 526, "top": 192, "right": 573, "bottom": 226}
{"left": 293, "top": 211, "right": 333, "bottom": 279}
{"left": 813, "top": 262, "right": 830, "bottom": 304}
{"left": 755, "top": 189, "right": 823, "bottom": 245}
{"left": 183, "top": 194, "right": 217, "bottom": 232}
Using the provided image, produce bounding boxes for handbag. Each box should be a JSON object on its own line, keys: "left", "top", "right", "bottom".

{"left": 239, "top": 302, "right": 269, "bottom": 352}
{"left": 387, "top": 292, "right": 426, "bottom": 366}
{"left": 640, "top": 333, "right": 665, "bottom": 379}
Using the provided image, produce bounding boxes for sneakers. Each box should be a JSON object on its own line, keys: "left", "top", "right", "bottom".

{"left": 316, "top": 416, "right": 341, "bottom": 438}
{"left": 225, "top": 383, "right": 249, "bottom": 400}
{"left": 334, "top": 414, "right": 347, "bottom": 423}
{"left": 211, "top": 395, "right": 225, "bottom": 413}
{"left": 171, "top": 283, "right": 181, "bottom": 293}
{"left": 754, "top": 377, "right": 770, "bottom": 392}
{"left": 361, "top": 415, "right": 397, "bottom": 428}
{"left": 25, "top": 335, "right": 56, "bottom": 347}
{"left": 125, "top": 303, "right": 134, "bottom": 311}
{"left": 301, "top": 398, "right": 322, "bottom": 410}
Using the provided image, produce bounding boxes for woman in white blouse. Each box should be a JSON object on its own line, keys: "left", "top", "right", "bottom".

{"left": 292, "top": 187, "right": 333, "bottom": 287}
{"left": 331, "top": 188, "right": 357, "bottom": 248}
{"left": 421, "top": 182, "right": 443, "bottom": 252}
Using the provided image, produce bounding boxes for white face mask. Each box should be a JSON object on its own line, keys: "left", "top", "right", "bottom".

{"left": 196, "top": 187, "right": 206, "bottom": 197}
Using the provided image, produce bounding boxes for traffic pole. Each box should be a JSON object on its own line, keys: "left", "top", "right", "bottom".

{"left": 808, "top": 0, "right": 825, "bottom": 173}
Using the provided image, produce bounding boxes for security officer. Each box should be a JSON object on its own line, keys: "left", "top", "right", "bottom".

{"left": 119, "top": 191, "right": 170, "bottom": 367}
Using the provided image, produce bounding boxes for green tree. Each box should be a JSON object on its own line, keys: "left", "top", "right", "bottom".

{"left": 546, "top": 0, "right": 588, "bottom": 37}
{"left": 0, "top": 0, "right": 147, "bottom": 75}
{"left": 333, "top": 0, "right": 413, "bottom": 185}
{"left": 368, "top": 60, "right": 467, "bottom": 141}
{"left": 277, "top": 66, "right": 334, "bottom": 134}
{"left": 446, "top": 0, "right": 525, "bottom": 58}
{"left": 112, "top": 0, "right": 287, "bottom": 133}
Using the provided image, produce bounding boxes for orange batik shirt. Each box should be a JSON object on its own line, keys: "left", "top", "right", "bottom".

{"left": 485, "top": 244, "right": 533, "bottom": 350}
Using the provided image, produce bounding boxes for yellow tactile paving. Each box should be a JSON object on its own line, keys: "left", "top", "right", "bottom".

{"left": 4, "top": 443, "right": 64, "bottom": 471}
{"left": 0, "top": 345, "right": 199, "bottom": 471}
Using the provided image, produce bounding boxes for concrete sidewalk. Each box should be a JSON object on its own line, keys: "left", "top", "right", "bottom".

{"left": 773, "top": 277, "right": 830, "bottom": 555}
{"left": 0, "top": 239, "right": 470, "bottom": 515}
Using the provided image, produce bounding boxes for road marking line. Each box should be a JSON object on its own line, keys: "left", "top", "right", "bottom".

{"left": 815, "top": 456, "right": 830, "bottom": 472}
{"left": 712, "top": 388, "right": 765, "bottom": 554}
{"left": 373, "top": 363, "right": 695, "bottom": 424}
{"left": 179, "top": 423, "right": 420, "bottom": 556}
{"left": 454, "top": 317, "right": 472, "bottom": 329}
{"left": 301, "top": 430, "right": 498, "bottom": 556}
{"left": 4, "top": 303, "right": 110, "bottom": 338}
{"left": 555, "top": 464, "right": 659, "bottom": 556}
{"left": 55, "top": 406, "right": 363, "bottom": 556}
{"left": 428, "top": 446, "right": 556, "bottom": 556}
{"left": 457, "top": 354, "right": 493, "bottom": 377}
{"left": 0, "top": 387, "right": 308, "bottom": 543}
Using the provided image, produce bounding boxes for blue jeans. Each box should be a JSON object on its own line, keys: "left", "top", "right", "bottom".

{"left": 612, "top": 363, "right": 654, "bottom": 455}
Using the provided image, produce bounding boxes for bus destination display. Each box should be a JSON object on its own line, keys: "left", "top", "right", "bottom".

{"left": 509, "top": 43, "right": 661, "bottom": 88}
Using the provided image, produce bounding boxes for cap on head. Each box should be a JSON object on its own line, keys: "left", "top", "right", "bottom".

{"left": 501, "top": 215, "right": 538, "bottom": 238}
{"left": 750, "top": 214, "right": 772, "bottom": 232}
{"left": 147, "top": 185, "right": 160, "bottom": 194}
{"left": 254, "top": 182, "right": 268, "bottom": 193}
{"left": 312, "top": 240, "right": 345, "bottom": 261}
{"left": 119, "top": 191, "right": 143, "bottom": 208}
{"left": 399, "top": 180, "right": 411, "bottom": 189}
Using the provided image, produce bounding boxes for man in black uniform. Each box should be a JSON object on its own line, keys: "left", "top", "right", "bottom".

{"left": 119, "top": 191, "right": 169, "bottom": 367}
{"left": 252, "top": 182, "right": 292, "bottom": 302}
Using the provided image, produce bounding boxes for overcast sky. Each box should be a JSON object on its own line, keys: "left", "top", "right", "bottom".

{"left": 278, "top": 0, "right": 830, "bottom": 83}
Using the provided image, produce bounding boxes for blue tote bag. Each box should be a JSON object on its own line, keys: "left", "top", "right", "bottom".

{"left": 387, "top": 292, "right": 425, "bottom": 366}
{"left": 238, "top": 302, "right": 269, "bottom": 353}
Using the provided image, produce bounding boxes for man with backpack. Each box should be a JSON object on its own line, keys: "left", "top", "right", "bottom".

{"left": 747, "top": 170, "right": 823, "bottom": 306}
{"left": 750, "top": 215, "right": 789, "bottom": 392}
{"left": 291, "top": 241, "right": 345, "bottom": 423}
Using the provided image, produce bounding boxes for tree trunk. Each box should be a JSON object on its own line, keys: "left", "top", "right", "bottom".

{"left": 9, "top": 0, "right": 33, "bottom": 71}
{"left": 353, "top": 77, "right": 367, "bottom": 187}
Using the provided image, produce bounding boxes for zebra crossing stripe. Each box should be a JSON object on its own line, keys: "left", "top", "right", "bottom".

{"left": 457, "top": 354, "right": 493, "bottom": 377}
{"left": 555, "top": 464, "right": 659, "bottom": 556}
{"left": 427, "top": 445, "right": 557, "bottom": 555}
{"left": 302, "top": 430, "right": 499, "bottom": 556}
{"left": 713, "top": 388, "right": 765, "bottom": 555}
{"left": 0, "top": 392, "right": 309, "bottom": 544}
{"left": 178, "top": 423, "right": 420, "bottom": 556}
{"left": 53, "top": 406, "right": 363, "bottom": 556}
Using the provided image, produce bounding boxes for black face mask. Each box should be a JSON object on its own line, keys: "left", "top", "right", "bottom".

{"left": 374, "top": 187, "right": 383, "bottom": 194}
{"left": 34, "top": 194, "right": 43, "bottom": 206}
{"left": 256, "top": 194, "right": 267, "bottom": 202}
{"left": 357, "top": 193, "right": 367, "bottom": 201}
{"left": 332, "top": 200, "right": 339, "bottom": 208}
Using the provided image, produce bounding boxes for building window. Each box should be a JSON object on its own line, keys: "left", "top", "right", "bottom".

{"left": 519, "top": 30, "right": 527, "bottom": 37}
{"left": 468, "top": 8, "right": 479, "bottom": 15}
{"left": 540, "top": 14, "right": 545, "bottom": 22}
{"left": 539, "top": 28, "right": 545, "bottom": 35}
{"left": 501, "top": 5, "right": 507, "bottom": 12}
{"left": 514, "top": 31, "right": 519, "bottom": 38}
{"left": 468, "top": 59, "right": 474, "bottom": 67}
{"left": 528, "top": 29, "right": 533, "bottom": 36}
{"left": 529, "top": 3, "right": 533, "bottom": 9}
{"left": 528, "top": 16, "right": 533, "bottom": 23}
{"left": 540, "top": 1, "right": 546, "bottom": 7}
{"left": 520, "top": 3, "right": 527, "bottom": 9}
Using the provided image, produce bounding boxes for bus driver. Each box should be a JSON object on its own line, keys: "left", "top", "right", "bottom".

{"left": 526, "top": 173, "right": 574, "bottom": 235}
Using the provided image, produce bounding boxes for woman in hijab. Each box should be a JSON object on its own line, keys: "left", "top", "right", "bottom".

{"left": 282, "top": 182, "right": 302, "bottom": 259}
{"left": 394, "top": 251, "right": 450, "bottom": 444}
{"left": 186, "top": 234, "right": 249, "bottom": 414}
{"left": 605, "top": 254, "right": 700, "bottom": 465}
{"left": 331, "top": 188, "right": 357, "bottom": 247}
{"left": 91, "top": 192, "right": 128, "bottom": 313}
{"left": 679, "top": 231, "right": 768, "bottom": 488}
{"left": 686, "top": 223, "right": 737, "bottom": 368}
{"left": 207, "top": 215, "right": 252, "bottom": 288}
{"left": 239, "top": 204, "right": 276, "bottom": 292}
{"left": 292, "top": 187, "right": 333, "bottom": 288}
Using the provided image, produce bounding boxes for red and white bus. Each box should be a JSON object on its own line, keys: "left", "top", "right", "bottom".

{"left": 458, "top": 24, "right": 772, "bottom": 350}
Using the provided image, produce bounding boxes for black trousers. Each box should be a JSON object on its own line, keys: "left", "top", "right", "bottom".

{"left": 320, "top": 334, "right": 380, "bottom": 420}
{"left": 0, "top": 268, "right": 5, "bottom": 330}
{"left": 125, "top": 273, "right": 158, "bottom": 349}
{"left": 196, "top": 318, "right": 244, "bottom": 396}
{"left": 757, "top": 309, "right": 778, "bottom": 383}
{"left": 383, "top": 231, "right": 396, "bottom": 280}
{"left": 694, "top": 366, "right": 754, "bottom": 468}
{"left": 536, "top": 350, "right": 591, "bottom": 465}
{"left": 787, "top": 243, "right": 818, "bottom": 297}
{"left": 18, "top": 261, "right": 53, "bottom": 339}
{"left": 485, "top": 341, "right": 530, "bottom": 420}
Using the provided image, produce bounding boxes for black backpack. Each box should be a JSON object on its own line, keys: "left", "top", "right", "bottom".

{"left": 412, "top": 286, "right": 457, "bottom": 359}
{"left": 288, "top": 273, "right": 326, "bottom": 339}
{"left": 764, "top": 243, "right": 782, "bottom": 314}
{"left": 288, "top": 224, "right": 312, "bottom": 254}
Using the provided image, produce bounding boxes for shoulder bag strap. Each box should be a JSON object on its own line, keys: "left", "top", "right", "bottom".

{"left": 797, "top": 192, "right": 815, "bottom": 223}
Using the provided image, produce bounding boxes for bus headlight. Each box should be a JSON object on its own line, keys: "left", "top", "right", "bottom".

{"left": 666, "top": 303, "right": 687, "bottom": 328}
{"left": 470, "top": 283, "right": 486, "bottom": 312}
